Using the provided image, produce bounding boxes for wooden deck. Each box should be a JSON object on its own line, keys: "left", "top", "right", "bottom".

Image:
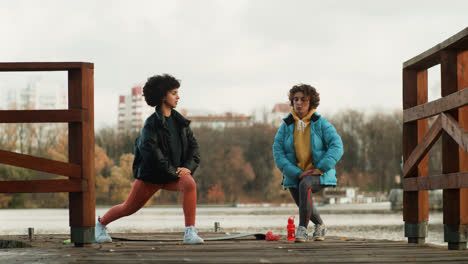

{"left": 2, "top": 232, "right": 468, "bottom": 263}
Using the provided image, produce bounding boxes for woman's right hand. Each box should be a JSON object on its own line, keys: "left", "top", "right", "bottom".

{"left": 298, "top": 169, "right": 320, "bottom": 180}
{"left": 176, "top": 167, "right": 191, "bottom": 177}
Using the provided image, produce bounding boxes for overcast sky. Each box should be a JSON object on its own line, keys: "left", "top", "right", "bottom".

{"left": 1, "top": 0, "right": 467, "bottom": 128}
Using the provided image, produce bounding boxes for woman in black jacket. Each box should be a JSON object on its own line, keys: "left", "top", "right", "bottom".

{"left": 95, "top": 74, "right": 203, "bottom": 244}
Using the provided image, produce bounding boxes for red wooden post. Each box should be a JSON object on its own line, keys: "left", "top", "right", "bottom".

{"left": 68, "top": 66, "right": 95, "bottom": 246}
{"left": 442, "top": 50, "right": 468, "bottom": 250}
{"left": 403, "top": 69, "right": 429, "bottom": 244}
{"left": 458, "top": 50, "right": 468, "bottom": 250}
{"left": 0, "top": 62, "right": 95, "bottom": 247}
{"left": 402, "top": 28, "right": 468, "bottom": 249}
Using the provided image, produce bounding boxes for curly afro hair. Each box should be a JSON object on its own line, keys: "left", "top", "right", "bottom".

{"left": 142, "top": 74, "right": 180, "bottom": 107}
{"left": 288, "top": 84, "right": 320, "bottom": 110}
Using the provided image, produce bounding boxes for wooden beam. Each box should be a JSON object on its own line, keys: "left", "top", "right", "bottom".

{"left": 0, "top": 149, "right": 81, "bottom": 179}
{"left": 403, "top": 27, "right": 468, "bottom": 70}
{"left": 403, "top": 68, "right": 429, "bottom": 226}
{"left": 402, "top": 69, "right": 419, "bottom": 178}
{"left": 403, "top": 115, "right": 443, "bottom": 178}
{"left": 0, "top": 62, "right": 93, "bottom": 71}
{"left": 402, "top": 69, "right": 418, "bottom": 178}
{"left": 404, "top": 172, "right": 468, "bottom": 191}
{"left": 0, "top": 109, "right": 85, "bottom": 123}
{"left": 68, "top": 67, "right": 95, "bottom": 231}
{"left": 440, "top": 50, "right": 463, "bottom": 228}
{"left": 403, "top": 87, "right": 468, "bottom": 123}
{"left": 0, "top": 179, "right": 86, "bottom": 193}
{"left": 416, "top": 70, "right": 429, "bottom": 179}
{"left": 441, "top": 113, "right": 468, "bottom": 153}
{"left": 456, "top": 50, "right": 468, "bottom": 227}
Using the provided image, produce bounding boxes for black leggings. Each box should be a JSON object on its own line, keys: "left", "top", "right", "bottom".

{"left": 289, "top": 176, "right": 324, "bottom": 228}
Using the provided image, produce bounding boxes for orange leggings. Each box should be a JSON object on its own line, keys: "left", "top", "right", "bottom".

{"left": 100, "top": 174, "right": 197, "bottom": 227}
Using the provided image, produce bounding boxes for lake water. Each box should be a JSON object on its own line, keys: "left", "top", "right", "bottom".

{"left": 0, "top": 202, "right": 446, "bottom": 246}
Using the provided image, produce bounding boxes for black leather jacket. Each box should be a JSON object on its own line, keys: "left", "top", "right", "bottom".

{"left": 132, "top": 108, "right": 200, "bottom": 184}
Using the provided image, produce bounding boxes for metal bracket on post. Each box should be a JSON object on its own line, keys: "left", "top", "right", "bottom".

{"left": 71, "top": 226, "right": 94, "bottom": 247}
{"left": 405, "top": 221, "right": 428, "bottom": 244}
{"left": 444, "top": 224, "right": 468, "bottom": 250}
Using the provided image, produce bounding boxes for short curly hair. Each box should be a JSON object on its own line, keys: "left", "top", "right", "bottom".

{"left": 288, "top": 84, "right": 320, "bottom": 110}
{"left": 142, "top": 74, "right": 180, "bottom": 107}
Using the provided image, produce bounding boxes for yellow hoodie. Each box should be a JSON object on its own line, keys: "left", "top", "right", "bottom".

{"left": 291, "top": 109, "right": 316, "bottom": 172}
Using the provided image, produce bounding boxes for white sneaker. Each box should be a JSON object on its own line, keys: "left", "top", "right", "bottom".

{"left": 184, "top": 226, "right": 204, "bottom": 244}
{"left": 295, "top": 226, "right": 309, "bottom": 243}
{"left": 313, "top": 224, "right": 327, "bottom": 241}
{"left": 95, "top": 217, "right": 112, "bottom": 243}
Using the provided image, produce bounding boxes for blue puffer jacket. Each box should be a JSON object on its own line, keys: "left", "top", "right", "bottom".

{"left": 273, "top": 112, "right": 343, "bottom": 189}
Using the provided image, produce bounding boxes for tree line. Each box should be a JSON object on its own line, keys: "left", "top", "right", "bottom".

{"left": 0, "top": 109, "right": 443, "bottom": 208}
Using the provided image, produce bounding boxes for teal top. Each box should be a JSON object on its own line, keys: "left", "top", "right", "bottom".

{"left": 273, "top": 112, "right": 344, "bottom": 189}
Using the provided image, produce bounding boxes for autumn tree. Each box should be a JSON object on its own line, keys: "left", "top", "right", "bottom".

{"left": 95, "top": 127, "right": 138, "bottom": 164}
{"left": 219, "top": 146, "right": 255, "bottom": 202}
{"left": 95, "top": 145, "right": 114, "bottom": 204}
{"left": 191, "top": 127, "right": 224, "bottom": 202}
{"left": 0, "top": 194, "right": 12, "bottom": 208}
{"left": 47, "top": 133, "right": 68, "bottom": 162}
{"left": 0, "top": 124, "right": 18, "bottom": 151}
{"left": 107, "top": 153, "right": 134, "bottom": 204}
{"left": 206, "top": 181, "right": 225, "bottom": 203}
{"left": 0, "top": 165, "right": 33, "bottom": 208}
{"left": 361, "top": 111, "right": 402, "bottom": 191}
{"left": 330, "top": 110, "right": 366, "bottom": 187}
{"left": 265, "top": 167, "right": 288, "bottom": 201}
{"left": 241, "top": 124, "right": 278, "bottom": 198}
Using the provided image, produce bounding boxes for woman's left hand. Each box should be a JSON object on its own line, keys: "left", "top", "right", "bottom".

{"left": 176, "top": 167, "right": 191, "bottom": 177}
{"left": 298, "top": 169, "right": 321, "bottom": 180}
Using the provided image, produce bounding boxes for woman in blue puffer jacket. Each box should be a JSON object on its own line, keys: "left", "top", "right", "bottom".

{"left": 273, "top": 84, "right": 343, "bottom": 242}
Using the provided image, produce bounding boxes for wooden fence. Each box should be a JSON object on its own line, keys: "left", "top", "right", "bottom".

{"left": 0, "top": 62, "right": 95, "bottom": 247}
{"left": 402, "top": 28, "right": 468, "bottom": 250}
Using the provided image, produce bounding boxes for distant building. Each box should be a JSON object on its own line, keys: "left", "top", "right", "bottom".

{"left": 4, "top": 80, "right": 67, "bottom": 110}
{"left": 270, "top": 103, "right": 291, "bottom": 127}
{"left": 249, "top": 103, "right": 291, "bottom": 127}
{"left": 2, "top": 79, "right": 67, "bottom": 151}
{"left": 187, "top": 112, "right": 252, "bottom": 130}
{"left": 118, "top": 86, "right": 154, "bottom": 133}
{"left": 323, "top": 187, "right": 357, "bottom": 204}
{"left": 251, "top": 103, "right": 291, "bottom": 127}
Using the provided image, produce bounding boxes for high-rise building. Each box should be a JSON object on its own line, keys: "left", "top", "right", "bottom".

{"left": 4, "top": 80, "right": 67, "bottom": 110}
{"left": 118, "top": 86, "right": 154, "bottom": 133}
{"left": 2, "top": 79, "right": 68, "bottom": 152}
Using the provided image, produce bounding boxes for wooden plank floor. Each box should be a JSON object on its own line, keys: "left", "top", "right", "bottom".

{"left": 1, "top": 232, "right": 468, "bottom": 263}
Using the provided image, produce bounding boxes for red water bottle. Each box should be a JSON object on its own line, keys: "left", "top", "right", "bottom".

{"left": 287, "top": 216, "right": 295, "bottom": 241}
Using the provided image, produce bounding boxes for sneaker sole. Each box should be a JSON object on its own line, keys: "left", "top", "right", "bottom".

{"left": 184, "top": 241, "right": 204, "bottom": 244}
{"left": 294, "top": 239, "right": 307, "bottom": 243}
{"left": 184, "top": 238, "right": 205, "bottom": 244}
{"left": 96, "top": 239, "right": 112, "bottom": 243}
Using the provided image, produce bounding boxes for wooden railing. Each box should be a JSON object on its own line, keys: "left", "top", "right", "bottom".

{"left": 0, "top": 62, "right": 95, "bottom": 247}
{"left": 402, "top": 27, "right": 468, "bottom": 250}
